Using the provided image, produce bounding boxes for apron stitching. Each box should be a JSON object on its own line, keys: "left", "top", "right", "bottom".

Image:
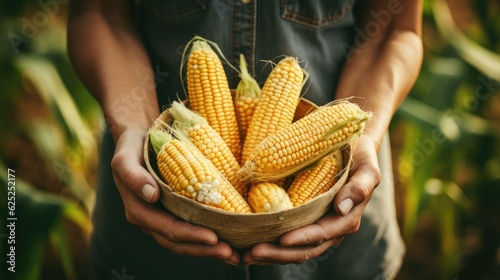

{"left": 245, "top": 264, "right": 251, "bottom": 280}
{"left": 250, "top": 0, "right": 257, "bottom": 75}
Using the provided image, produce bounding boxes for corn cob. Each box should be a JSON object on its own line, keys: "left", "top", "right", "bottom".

{"left": 235, "top": 54, "right": 261, "bottom": 141}
{"left": 247, "top": 182, "right": 293, "bottom": 213}
{"left": 149, "top": 130, "right": 251, "bottom": 213}
{"left": 186, "top": 38, "right": 242, "bottom": 161}
{"left": 241, "top": 101, "right": 372, "bottom": 182}
{"left": 287, "top": 151, "right": 343, "bottom": 206}
{"left": 240, "top": 57, "right": 304, "bottom": 164}
{"left": 168, "top": 101, "right": 249, "bottom": 198}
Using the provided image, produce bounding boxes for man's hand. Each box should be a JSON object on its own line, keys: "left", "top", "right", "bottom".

{"left": 242, "top": 135, "right": 380, "bottom": 265}
{"left": 110, "top": 128, "right": 240, "bottom": 265}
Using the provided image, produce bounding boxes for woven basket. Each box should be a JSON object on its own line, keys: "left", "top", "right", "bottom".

{"left": 144, "top": 98, "right": 352, "bottom": 249}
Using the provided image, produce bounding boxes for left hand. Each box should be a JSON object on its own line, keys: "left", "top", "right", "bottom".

{"left": 242, "top": 135, "right": 381, "bottom": 265}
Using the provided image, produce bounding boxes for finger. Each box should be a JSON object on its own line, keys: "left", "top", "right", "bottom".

{"left": 139, "top": 209, "right": 219, "bottom": 245}
{"left": 224, "top": 248, "right": 241, "bottom": 265}
{"left": 334, "top": 145, "right": 380, "bottom": 216}
{"left": 245, "top": 237, "right": 343, "bottom": 265}
{"left": 117, "top": 177, "right": 219, "bottom": 245}
{"left": 148, "top": 230, "right": 239, "bottom": 262}
{"left": 243, "top": 239, "right": 340, "bottom": 265}
{"left": 279, "top": 212, "right": 348, "bottom": 246}
{"left": 111, "top": 129, "right": 160, "bottom": 203}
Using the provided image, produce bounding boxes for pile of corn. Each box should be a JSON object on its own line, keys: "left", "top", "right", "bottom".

{"left": 149, "top": 36, "right": 372, "bottom": 214}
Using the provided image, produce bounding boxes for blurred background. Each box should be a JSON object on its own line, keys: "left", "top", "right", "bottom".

{"left": 0, "top": 0, "right": 499, "bottom": 279}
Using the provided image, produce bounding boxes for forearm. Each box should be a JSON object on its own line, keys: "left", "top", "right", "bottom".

{"left": 67, "top": 0, "right": 159, "bottom": 141}
{"left": 336, "top": 0, "right": 423, "bottom": 149}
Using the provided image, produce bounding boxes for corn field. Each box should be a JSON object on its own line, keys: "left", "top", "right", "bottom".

{"left": 1, "top": 0, "right": 499, "bottom": 279}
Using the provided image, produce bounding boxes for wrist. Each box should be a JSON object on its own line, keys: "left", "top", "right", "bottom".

{"left": 106, "top": 110, "right": 159, "bottom": 142}
{"left": 361, "top": 122, "right": 386, "bottom": 151}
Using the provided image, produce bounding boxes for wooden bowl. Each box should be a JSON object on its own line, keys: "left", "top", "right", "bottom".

{"left": 144, "top": 98, "right": 352, "bottom": 249}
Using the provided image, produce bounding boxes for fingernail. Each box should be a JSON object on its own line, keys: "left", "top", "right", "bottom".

{"left": 142, "top": 184, "right": 156, "bottom": 202}
{"left": 246, "top": 258, "right": 262, "bottom": 265}
{"left": 338, "top": 198, "right": 353, "bottom": 216}
{"left": 223, "top": 259, "right": 237, "bottom": 266}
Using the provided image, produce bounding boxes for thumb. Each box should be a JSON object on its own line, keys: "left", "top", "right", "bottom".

{"left": 111, "top": 129, "right": 160, "bottom": 203}
{"left": 333, "top": 145, "right": 380, "bottom": 216}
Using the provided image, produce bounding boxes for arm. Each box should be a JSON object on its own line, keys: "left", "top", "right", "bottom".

{"left": 243, "top": 0, "right": 423, "bottom": 264}
{"left": 336, "top": 0, "right": 423, "bottom": 149}
{"left": 67, "top": 0, "right": 239, "bottom": 264}
{"left": 68, "top": 0, "right": 159, "bottom": 139}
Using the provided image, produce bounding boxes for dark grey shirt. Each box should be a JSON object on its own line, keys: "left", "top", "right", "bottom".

{"left": 90, "top": 1, "right": 405, "bottom": 279}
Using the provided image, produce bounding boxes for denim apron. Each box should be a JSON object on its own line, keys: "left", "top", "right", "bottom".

{"left": 90, "top": 1, "right": 405, "bottom": 279}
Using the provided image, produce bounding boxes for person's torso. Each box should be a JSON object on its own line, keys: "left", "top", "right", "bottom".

{"left": 134, "top": 0, "right": 358, "bottom": 107}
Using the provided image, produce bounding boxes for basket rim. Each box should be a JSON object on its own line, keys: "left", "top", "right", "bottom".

{"left": 146, "top": 142, "right": 351, "bottom": 217}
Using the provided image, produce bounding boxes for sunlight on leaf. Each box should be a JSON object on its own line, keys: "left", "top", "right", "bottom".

{"left": 432, "top": 0, "right": 500, "bottom": 79}
{"left": 438, "top": 114, "right": 460, "bottom": 141}
{"left": 14, "top": 55, "right": 95, "bottom": 153}
{"left": 424, "top": 178, "right": 443, "bottom": 195}
{"left": 62, "top": 203, "right": 92, "bottom": 238}
{"left": 22, "top": 120, "right": 65, "bottom": 164}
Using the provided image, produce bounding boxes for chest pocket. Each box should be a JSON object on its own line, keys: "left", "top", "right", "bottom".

{"left": 280, "top": 0, "right": 355, "bottom": 29}
{"left": 137, "top": 0, "right": 208, "bottom": 20}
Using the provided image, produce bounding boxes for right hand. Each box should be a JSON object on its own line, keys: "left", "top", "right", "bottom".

{"left": 110, "top": 128, "right": 240, "bottom": 264}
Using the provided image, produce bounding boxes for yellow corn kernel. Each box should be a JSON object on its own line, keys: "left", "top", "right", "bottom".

{"left": 236, "top": 96, "right": 259, "bottom": 140}
{"left": 241, "top": 56, "right": 304, "bottom": 164}
{"left": 150, "top": 130, "right": 251, "bottom": 213}
{"left": 169, "top": 101, "right": 249, "bottom": 198}
{"left": 241, "top": 101, "right": 371, "bottom": 181}
{"left": 186, "top": 39, "right": 242, "bottom": 161}
{"left": 235, "top": 54, "right": 261, "bottom": 141}
{"left": 287, "top": 151, "right": 343, "bottom": 206}
{"left": 247, "top": 182, "right": 293, "bottom": 213}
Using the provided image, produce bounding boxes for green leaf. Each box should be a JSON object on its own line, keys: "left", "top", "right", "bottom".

{"left": 432, "top": 0, "right": 500, "bottom": 79}
{"left": 13, "top": 55, "right": 95, "bottom": 151}
{"left": 0, "top": 165, "right": 64, "bottom": 280}
{"left": 61, "top": 203, "right": 92, "bottom": 239}
{"left": 49, "top": 221, "right": 76, "bottom": 280}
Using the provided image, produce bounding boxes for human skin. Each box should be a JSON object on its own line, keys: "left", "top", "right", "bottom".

{"left": 67, "top": 0, "right": 422, "bottom": 266}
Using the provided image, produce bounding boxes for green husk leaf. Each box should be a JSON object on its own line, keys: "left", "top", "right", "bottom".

{"left": 149, "top": 130, "right": 172, "bottom": 155}
{"left": 236, "top": 54, "right": 261, "bottom": 100}
{"left": 169, "top": 101, "right": 207, "bottom": 133}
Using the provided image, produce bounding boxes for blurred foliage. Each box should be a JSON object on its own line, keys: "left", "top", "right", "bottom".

{"left": 1, "top": 0, "right": 99, "bottom": 279}
{"left": 0, "top": 166, "right": 90, "bottom": 280}
{"left": 393, "top": 0, "right": 500, "bottom": 279}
